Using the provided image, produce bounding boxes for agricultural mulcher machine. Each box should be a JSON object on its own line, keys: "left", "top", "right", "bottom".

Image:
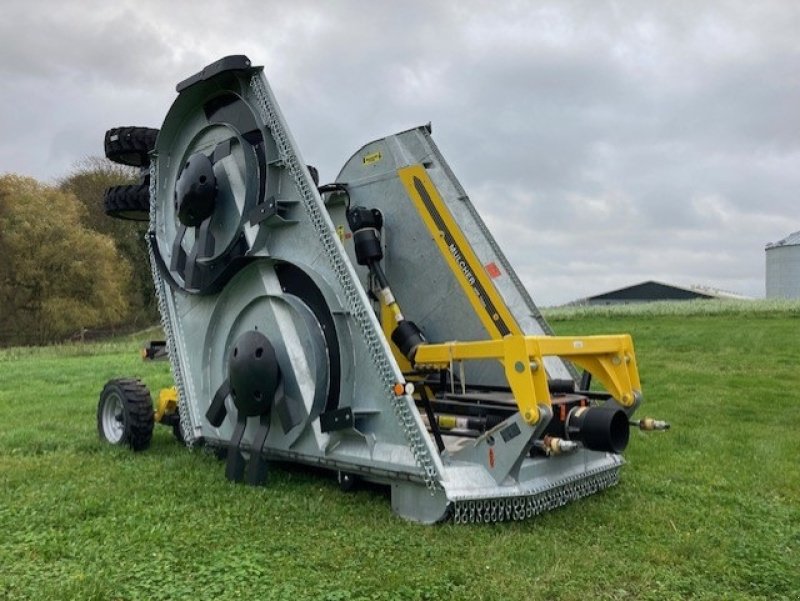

{"left": 97, "top": 55, "right": 668, "bottom": 523}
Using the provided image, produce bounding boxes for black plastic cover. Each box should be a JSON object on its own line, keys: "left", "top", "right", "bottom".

{"left": 392, "top": 320, "right": 426, "bottom": 361}
{"left": 353, "top": 229, "right": 383, "bottom": 265}
{"left": 566, "top": 405, "right": 630, "bottom": 454}
{"left": 176, "top": 55, "right": 255, "bottom": 93}
{"left": 176, "top": 152, "right": 217, "bottom": 227}
{"left": 346, "top": 206, "right": 383, "bottom": 232}
{"left": 229, "top": 331, "right": 280, "bottom": 417}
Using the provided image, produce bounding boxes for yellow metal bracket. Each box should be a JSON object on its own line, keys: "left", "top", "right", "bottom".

{"left": 413, "top": 334, "right": 641, "bottom": 425}
{"left": 154, "top": 386, "right": 179, "bottom": 423}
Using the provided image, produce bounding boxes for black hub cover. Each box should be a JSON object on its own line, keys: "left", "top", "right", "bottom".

{"left": 176, "top": 152, "right": 217, "bottom": 226}
{"left": 229, "top": 330, "right": 280, "bottom": 417}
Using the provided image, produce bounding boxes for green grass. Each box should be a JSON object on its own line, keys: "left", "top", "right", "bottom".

{"left": 543, "top": 297, "right": 800, "bottom": 320}
{"left": 1, "top": 308, "right": 798, "bottom": 600}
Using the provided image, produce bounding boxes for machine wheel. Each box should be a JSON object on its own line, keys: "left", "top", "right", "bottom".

{"left": 171, "top": 419, "right": 186, "bottom": 445}
{"left": 307, "top": 164, "right": 319, "bottom": 186}
{"left": 97, "top": 378, "right": 155, "bottom": 451}
{"left": 104, "top": 126, "right": 159, "bottom": 167}
{"left": 104, "top": 183, "right": 150, "bottom": 221}
{"left": 338, "top": 471, "right": 358, "bottom": 492}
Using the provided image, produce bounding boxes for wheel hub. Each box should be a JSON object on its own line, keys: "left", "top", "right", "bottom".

{"left": 101, "top": 393, "right": 125, "bottom": 443}
{"left": 229, "top": 330, "right": 280, "bottom": 417}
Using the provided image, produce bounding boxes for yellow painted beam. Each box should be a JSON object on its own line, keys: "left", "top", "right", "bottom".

{"left": 397, "top": 165, "right": 521, "bottom": 340}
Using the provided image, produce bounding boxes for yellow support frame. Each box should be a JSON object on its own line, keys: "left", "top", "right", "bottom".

{"left": 413, "top": 334, "right": 641, "bottom": 425}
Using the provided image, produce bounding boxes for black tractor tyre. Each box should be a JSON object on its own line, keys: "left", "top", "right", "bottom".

{"left": 338, "top": 471, "right": 359, "bottom": 492}
{"left": 104, "top": 183, "right": 150, "bottom": 221}
{"left": 104, "top": 126, "right": 159, "bottom": 167}
{"left": 307, "top": 164, "right": 319, "bottom": 187}
{"left": 172, "top": 418, "right": 186, "bottom": 445}
{"left": 97, "top": 378, "right": 155, "bottom": 451}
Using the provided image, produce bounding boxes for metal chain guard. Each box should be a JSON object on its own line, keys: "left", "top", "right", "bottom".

{"left": 451, "top": 465, "right": 620, "bottom": 524}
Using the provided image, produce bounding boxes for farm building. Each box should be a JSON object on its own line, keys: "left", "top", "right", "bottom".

{"left": 765, "top": 230, "right": 800, "bottom": 299}
{"left": 573, "top": 281, "right": 749, "bottom": 306}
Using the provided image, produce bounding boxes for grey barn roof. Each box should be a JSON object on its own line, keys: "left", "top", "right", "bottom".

{"left": 766, "top": 230, "right": 800, "bottom": 249}
{"left": 573, "top": 280, "right": 749, "bottom": 304}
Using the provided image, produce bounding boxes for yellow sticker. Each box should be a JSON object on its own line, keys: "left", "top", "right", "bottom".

{"left": 363, "top": 151, "right": 382, "bottom": 165}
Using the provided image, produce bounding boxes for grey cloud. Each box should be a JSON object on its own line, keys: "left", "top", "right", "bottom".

{"left": 0, "top": 0, "right": 797, "bottom": 304}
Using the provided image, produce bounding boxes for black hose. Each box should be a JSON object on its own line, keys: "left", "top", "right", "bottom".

{"left": 419, "top": 386, "right": 446, "bottom": 453}
{"left": 318, "top": 183, "right": 351, "bottom": 210}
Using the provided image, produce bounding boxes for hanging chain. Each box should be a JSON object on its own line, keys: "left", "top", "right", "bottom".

{"left": 147, "top": 161, "right": 197, "bottom": 446}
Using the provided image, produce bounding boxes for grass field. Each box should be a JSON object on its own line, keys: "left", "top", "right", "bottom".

{"left": 1, "top": 303, "right": 798, "bottom": 600}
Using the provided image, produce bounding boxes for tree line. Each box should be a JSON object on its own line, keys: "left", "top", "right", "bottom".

{"left": 0, "top": 160, "right": 158, "bottom": 346}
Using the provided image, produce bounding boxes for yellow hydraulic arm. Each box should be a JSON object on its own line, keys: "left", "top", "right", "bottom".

{"left": 413, "top": 334, "right": 641, "bottom": 425}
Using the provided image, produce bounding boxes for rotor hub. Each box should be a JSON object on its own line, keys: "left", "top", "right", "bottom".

{"left": 229, "top": 330, "right": 280, "bottom": 417}
{"left": 176, "top": 152, "right": 217, "bottom": 226}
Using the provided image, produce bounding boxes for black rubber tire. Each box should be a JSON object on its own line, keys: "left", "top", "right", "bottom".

{"left": 307, "top": 164, "right": 319, "bottom": 187}
{"left": 338, "top": 471, "right": 358, "bottom": 492}
{"left": 104, "top": 126, "right": 159, "bottom": 167}
{"left": 171, "top": 418, "right": 186, "bottom": 445}
{"left": 97, "top": 378, "right": 155, "bottom": 451}
{"left": 104, "top": 183, "right": 150, "bottom": 221}
{"left": 213, "top": 445, "right": 228, "bottom": 461}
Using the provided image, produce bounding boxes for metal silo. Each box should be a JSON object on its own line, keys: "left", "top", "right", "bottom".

{"left": 765, "top": 230, "right": 800, "bottom": 299}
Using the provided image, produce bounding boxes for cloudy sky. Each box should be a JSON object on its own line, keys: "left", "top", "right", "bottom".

{"left": 2, "top": 0, "right": 797, "bottom": 305}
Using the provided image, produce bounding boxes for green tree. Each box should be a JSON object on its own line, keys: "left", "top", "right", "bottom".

{"left": 59, "top": 157, "right": 157, "bottom": 323}
{"left": 0, "top": 175, "right": 131, "bottom": 345}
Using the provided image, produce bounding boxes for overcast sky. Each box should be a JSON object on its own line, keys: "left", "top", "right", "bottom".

{"left": 1, "top": 0, "right": 797, "bottom": 305}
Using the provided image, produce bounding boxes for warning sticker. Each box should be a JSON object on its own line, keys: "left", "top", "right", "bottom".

{"left": 363, "top": 151, "right": 382, "bottom": 165}
{"left": 500, "top": 422, "right": 521, "bottom": 442}
{"left": 485, "top": 262, "right": 501, "bottom": 278}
